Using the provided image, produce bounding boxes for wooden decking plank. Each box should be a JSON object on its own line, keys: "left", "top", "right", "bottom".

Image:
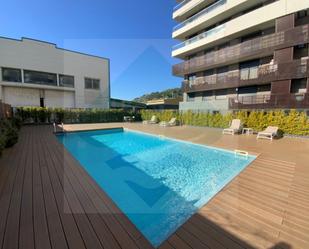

{"left": 199, "top": 205, "right": 278, "bottom": 249}
{"left": 38, "top": 149, "right": 69, "bottom": 249}
{"left": 168, "top": 234, "right": 193, "bottom": 249}
{"left": 188, "top": 215, "right": 247, "bottom": 249}
{"left": 41, "top": 128, "right": 105, "bottom": 249}
{"left": 37, "top": 127, "right": 86, "bottom": 249}
{"left": 19, "top": 128, "right": 34, "bottom": 249}
{"left": 2, "top": 130, "right": 30, "bottom": 249}
{"left": 175, "top": 227, "right": 212, "bottom": 249}
{"left": 0, "top": 131, "right": 27, "bottom": 249}
{"left": 32, "top": 127, "right": 52, "bottom": 249}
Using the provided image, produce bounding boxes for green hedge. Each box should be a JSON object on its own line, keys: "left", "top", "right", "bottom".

{"left": 141, "top": 109, "right": 309, "bottom": 136}
{"left": 16, "top": 107, "right": 141, "bottom": 124}
{"left": 0, "top": 118, "right": 20, "bottom": 157}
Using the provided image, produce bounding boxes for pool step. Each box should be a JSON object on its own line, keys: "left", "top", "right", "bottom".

{"left": 234, "top": 149, "right": 249, "bottom": 157}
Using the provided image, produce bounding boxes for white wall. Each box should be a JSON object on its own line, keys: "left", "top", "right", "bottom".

{"left": 0, "top": 38, "right": 110, "bottom": 108}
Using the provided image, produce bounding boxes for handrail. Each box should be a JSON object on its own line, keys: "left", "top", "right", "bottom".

{"left": 174, "top": 0, "right": 193, "bottom": 11}
{"left": 173, "top": 0, "right": 226, "bottom": 32}
{"left": 229, "top": 93, "right": 309, "bottom": 109}
{"left": 173, "top": 24, "right": 226, "bottom": 50}
{"left": 173, "top": 24, "right": 309, "bottom": 76}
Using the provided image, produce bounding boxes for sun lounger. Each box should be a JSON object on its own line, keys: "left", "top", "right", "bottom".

{"left": 222, "top": 119, "right": 241, "bottom": 135}
{"left": 159, "top": 117, "right": 177, "bottom": 127}
{"left": 257, "top": 126, "right": 278, "bottom": 140}
{"left": 142, "top": 115, "right": 158, "bottom": 124}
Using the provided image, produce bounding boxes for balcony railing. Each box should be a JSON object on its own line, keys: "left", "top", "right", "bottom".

{"left": 173, "top": 24, "right": 309, "bottom": 76}
{"left": 173, "top": 24, "right": 226, "bottom": 51}
{"left": 182, "top": 58, "right": 309, "bottom": 92}
{"left": 173, "top": 0, "right": 226, "bottom": 32}
{"left": 173, "top": 0, "right": 193, "bottom": 11}
{"left": 229, "top": 93, "right": 309, "bottom": 109}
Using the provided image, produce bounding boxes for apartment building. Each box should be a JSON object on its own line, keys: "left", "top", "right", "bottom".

{"left": 172, "top": 0, "right": 309, "bottom": 113}
{"left": 0, "top": 37, "right": 110, "bottom": 109}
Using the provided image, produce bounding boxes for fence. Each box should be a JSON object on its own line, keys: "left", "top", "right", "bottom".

{"left": 0, "top": 101, "right": 12, "bottom": 119}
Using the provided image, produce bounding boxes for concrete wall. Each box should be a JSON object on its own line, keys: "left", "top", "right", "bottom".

{"left": 179, "top": 98, "right": 229, "bottom": 113}
{"left": 0, "top": 37, "right": 110, "bottom": 108}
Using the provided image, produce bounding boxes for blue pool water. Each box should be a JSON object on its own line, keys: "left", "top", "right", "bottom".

{"left": 57, "top": 128, "right": 255, "bottom": 247}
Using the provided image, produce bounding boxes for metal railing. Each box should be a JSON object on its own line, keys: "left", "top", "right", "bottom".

{"left": 229, "top": 93, "right": 309, "bottom": 109}
{"left": 182, "top": 58, "right": 309, "bottom": 92}
{"left": 173, "top": 0, "right": 193, "bottom": 11}
{"left": 173, "top": 0, "right": 226, "bottom": 32}
{"left": 173, "top": 24, "right": 309, "bottom": 76}
{"left": 173, "top": 24, "right": 226, "bottom": 50}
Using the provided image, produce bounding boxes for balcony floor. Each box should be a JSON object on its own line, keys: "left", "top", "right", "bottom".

{"left": 0, "top": 124, "right": 309, "bottom": 249}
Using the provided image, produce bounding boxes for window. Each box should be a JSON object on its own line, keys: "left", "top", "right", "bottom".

{"left": 24, "top": 70, "right": 57, "bottom": 86}
{"left": 85, "top": 77, "right": 100, "bottom": 90}
{"left": 294, "top": 44, "right": 309, "bottom": 60}
{"left": 187, "top": 93, "right": 195, "bottom": 102}
{"left": 2, "top": 68, "right": 22, "bottom": 82}
{"left": 291, "top": 78, "right": 307, "bottom": 94}
{"left": 215, "top": 89, "right": 227, "bottom": 100}
{"left": 240, "top": 60, "right": 260, "bottom": 80}
{"left": 188, "top": 74, "right": 196, "bottom": 87}
{"left": 202, "top": 91, "right": 213, "bottom": 101}
{"left": 59, "top": 74, "right": 74, "bottom": 88}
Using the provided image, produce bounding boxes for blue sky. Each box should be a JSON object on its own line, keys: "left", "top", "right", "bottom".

{"left": 0, "top": 0, "right": 181, "bottom": 100}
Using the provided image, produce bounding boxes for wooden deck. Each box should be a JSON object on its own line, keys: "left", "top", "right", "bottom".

{"left": 0, "top": 125, "right": 308, "bottom": 249}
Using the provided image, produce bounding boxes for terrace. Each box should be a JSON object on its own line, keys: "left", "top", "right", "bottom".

{"left": 0, "top": 123, "right": 308, "bottom": 249}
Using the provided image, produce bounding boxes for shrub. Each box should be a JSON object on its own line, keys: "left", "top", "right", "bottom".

{"left": 140, "top": 109, "right": 309, "bottom": 136}
{"left": 16, "top": 107, "right": 141, "bottom": 124}
{"left": 0, "top": 119, "right": 19, "bottom": 148}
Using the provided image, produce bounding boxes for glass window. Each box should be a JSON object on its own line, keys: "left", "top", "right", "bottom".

{"left": 59, "top": 74, "right": 74, "bottom": 88}
{"left": 187, "top": 93, "right": 195, "bottom": 102}
{"left": 291, "top": 78, "right": 307, "bottom": 94}
{"left": 85, "top": 77, "right": 100, "bottom": 90}
{"left": 215, "top": 89, "right": 227, "bottom": 99}
{"left": 24, "top": 70, "right": 57, "bottom": 86}
{"left": 240, "top": 60, "right": 260, "bottom": 80}
{"left": 2, "top": 68, "right": 22, "bottom": 82}
{"left": 188, "top": 74, "right": 196, "bottom": 87}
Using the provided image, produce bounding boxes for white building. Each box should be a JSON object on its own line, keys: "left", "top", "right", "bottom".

{"left": 0, "top": 37, "right": 110, "bottom": 109}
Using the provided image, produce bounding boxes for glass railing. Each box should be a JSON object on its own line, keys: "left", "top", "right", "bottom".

{"left": 173, "top": 0, "right": 193, "bottom": 11}
{"left": 173, "top": 24, "right": 226, "bottom": 51}
{"left": 173, "top": 0, "right": 226, "bottom": 32}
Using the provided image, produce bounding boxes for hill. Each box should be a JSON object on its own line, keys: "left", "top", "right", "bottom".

{"left": 132, "top": 87, "right": 182, "bottom": 103}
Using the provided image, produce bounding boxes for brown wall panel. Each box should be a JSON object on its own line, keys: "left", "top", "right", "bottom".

{"left": 271, "top": 80, "right": 291, "bottom": 94}
{"left": 276, "top": 14, "right": 295, "bottom": 32}
{"left": 274, "top": 47, "right": 293, "bottom": 62}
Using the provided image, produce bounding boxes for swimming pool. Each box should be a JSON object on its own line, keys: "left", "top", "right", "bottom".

{"left": 57, "top": 128, "right": 255, "bottom": 247}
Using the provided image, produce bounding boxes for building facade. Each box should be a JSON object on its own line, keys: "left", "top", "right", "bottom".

{"left": 0, "top": 37, "right": 110, "bottom": 109}
{"left": 146, "top": 98, "right": 183, "bottom": 110}
{"left": 110, "top": 98, "right": 146, "bottom": 111}
{"left": 172, "top": 0, "right": 309, "bottom": 113}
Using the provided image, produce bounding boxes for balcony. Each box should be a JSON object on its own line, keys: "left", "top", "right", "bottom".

{"left": 173, "top": 0, "right": 226, "bottom": 32}
{"left": 173, "top": 24, "right": 226, "bottom": 51}
{"left": 174, "top": 24, "right": 309, "bottom": 76}
{"left": 174, "top": 0, "right": 192, "bottom": 11}
{"left": 172, "top": 0, "right": 309, "bottom": 57}
{"left": 182, "top": 58, "right": 309, "bottom": 92}
{"left": 229, "top": 93, "right": 309, "bottom": 109}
